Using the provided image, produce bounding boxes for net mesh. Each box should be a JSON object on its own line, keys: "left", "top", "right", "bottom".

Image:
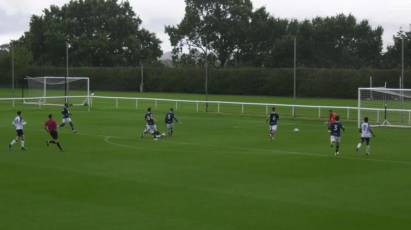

{"left": 359, "top": 88, "right": 411, "bottom": 127}
{"left": 24, "top": 77, "right": 89, "bottom": 106}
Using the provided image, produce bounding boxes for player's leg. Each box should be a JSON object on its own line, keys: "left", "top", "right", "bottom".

{"left": 20, "top": 134, "right": 26, "bottom": 150}
{"left": 335, "top": 138, "right": 341, "bottom": 155}
{"left": 356, "top": 138, "right": 365, "bottom": 152}
{"left": 167, "top": 124, "right": 173, "bottom": 136}
{"left": 365, "top": 138, "right": 371, "bottom": 155}
{"left": 59, "top": 119, "right": 66, "bottom": 128}
{"left": 330, "top": 136, "right": 335, "bottom": 147}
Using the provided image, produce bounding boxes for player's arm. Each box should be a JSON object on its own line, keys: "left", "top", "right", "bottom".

{"left": 341, "top": 124, "right": 345, "bottom": 132}
{"left": 44, "top": 122, "right": 49, "bottom": 133}
{"left": 174, "top": 116, "right": 178, "bottom": 123}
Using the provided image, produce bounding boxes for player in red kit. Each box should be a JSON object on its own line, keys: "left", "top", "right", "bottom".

{"left": 44, "top": 114, "right": 63, "bottom": 151}
{"left": 328, "top": 110, "right": 337, "bottom": 127}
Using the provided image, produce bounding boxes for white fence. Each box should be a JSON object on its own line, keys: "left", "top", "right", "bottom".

{"left": 1, "top": 95, "right": 411, "bottom": 125}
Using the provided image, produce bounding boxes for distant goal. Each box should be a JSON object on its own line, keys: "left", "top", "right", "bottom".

{"left": 358, "top": 88, "right": 411, "bottom": 128}
{"left": 24, "top": 76, "right": 90, "bottom": 107}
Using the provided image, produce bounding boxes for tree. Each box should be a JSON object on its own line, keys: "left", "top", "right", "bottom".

{"left": 166, "top": 0, "right": 253, "bottom": 67}
{"left": 384, "top": 30, "right": 411, "bottom": 68}
{"left": 20, "top": 0, "right": 162, "bottom": 67}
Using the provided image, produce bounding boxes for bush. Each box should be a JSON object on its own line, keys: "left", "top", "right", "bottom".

{"left": 3, "top": 65, "right": 410, "bottom": 99}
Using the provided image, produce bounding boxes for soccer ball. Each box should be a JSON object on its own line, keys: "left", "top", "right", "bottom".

{"left": 293, "top": 128, "right": 300, "bottom": 132}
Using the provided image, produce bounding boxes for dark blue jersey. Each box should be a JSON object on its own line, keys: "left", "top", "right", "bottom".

{"left": 62, "top": 107, "right": 70, "bottom": 118}
{"left": 145, "top": 112, "right": 155, "bottom": 125}
{"left": 165, "top": 112, "right": 177, "bottom": 124}
{"left": 330, "top": 121, "right": 344, "bottom": 137}
{"left": 269, "top": 112, "right": 279, "bottom": 125}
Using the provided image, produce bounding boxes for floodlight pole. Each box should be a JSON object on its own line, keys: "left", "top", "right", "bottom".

{"left": 401, "top": 37, "right": 404, "bottom": 90}
{"left": 65, "top": 42, "right": 69, "bottom": 104}
{"left": 139, "top": 43, "right": 144, "bottom": 93}
{"left": 205, "top": 47, "right": 209, "bottom": 112}
{"left": 293, "top": 37, "right": 297, "bottom": 100}
{"left": 292, "top": 37, "right": 297, "bottom": 118}
{"left": 11, "top": 42, "right": 15, "bottom": 107}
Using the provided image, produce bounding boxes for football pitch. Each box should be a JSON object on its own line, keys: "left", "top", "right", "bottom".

{"left": 1, "top": 92, "right": 411, "bottom": 229}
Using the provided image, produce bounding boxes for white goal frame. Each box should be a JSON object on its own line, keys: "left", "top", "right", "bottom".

{"left": 358, "top": 87, "right": 411, "bottom": 128}
{"left": 24, "top": 76, "right": 90, "bottom": 107}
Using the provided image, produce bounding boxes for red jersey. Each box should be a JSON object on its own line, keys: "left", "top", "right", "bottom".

{"left": 329, "top": 112, "right": 337, "bottom": 123}
{"left": 45, "top": 119, "right": 58, "bottom": 132}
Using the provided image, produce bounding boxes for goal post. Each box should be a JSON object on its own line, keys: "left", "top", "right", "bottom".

{"left": 24, "top": 76, "right": 90, "bottom": 107}
{"left": 358, "top": 87, "right": 411, "bottom": 128}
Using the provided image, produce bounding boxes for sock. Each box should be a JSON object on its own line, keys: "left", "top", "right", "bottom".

{"left": 57, "top": 142, "right": 63, "bottom": 151}
{"left": 10, "top": 139, "right": 16, "bottom": 146}
{"left": 70, "top": 122, "right": 75, "bottom": 130}
{"left": 366, "top": 146, "right": 371, "bottom": 154}
{"left": 49, "top": 140, "right": 56, "bottom": 144}
{"left": 336, "top": 144, "right": 340, "bottom": 153}
{"left": 357, "top": 143, "right": 362, "bottom": 149}
{"left": 60, "top": 123, "right": 65, "bottom": 128}
{"left": 21, "top": 141, "right": 25, "bottom": 148}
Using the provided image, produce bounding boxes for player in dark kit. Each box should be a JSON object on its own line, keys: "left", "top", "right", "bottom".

{"left": 329, "top": 116, "right": 345, "bottom": 156}
{"left": 45, "top": 114, "right": 63, "bottom": 151}
{"left": 141, "top": 108, "right": 157, "bottom": 138}
{"left": 59, "top": 103, "right": 77, "bottom": 133}
{"left": 165, "top": 108, "right": 178, "bottom": 136}
{"left": 267, "top": 107, "right": 280, "bottom": 141}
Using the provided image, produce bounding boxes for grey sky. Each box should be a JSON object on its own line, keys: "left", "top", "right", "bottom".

{"left": 0, "top": 0, "right": 410, "bottom": 52}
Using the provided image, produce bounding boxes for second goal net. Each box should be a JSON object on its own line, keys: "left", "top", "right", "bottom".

{"left": 24, "top": 76, "right": 90, "bottom": 106}
{"left": 358, "top": 88, "right": 411, "bottom": 128}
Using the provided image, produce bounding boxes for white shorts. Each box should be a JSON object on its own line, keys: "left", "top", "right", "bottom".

{"left": 166, "top": 123, "right": 174, "bottom": 129}
{"left": 146, "top": 124, "right": 157, "bottom": 134}
{"left": 62, "top": 118, "right": 72, "bottom": 124}
{"left": 330, "top": 135, "right": 341, "bottom": 143}
{"left": 269, "top": 125, "right": 278, "bottom": 132}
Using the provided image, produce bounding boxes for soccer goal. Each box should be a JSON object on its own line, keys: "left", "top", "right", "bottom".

{"left": 358, "top": 88, "right": 411, "bottom": 128}
{"left": 24, "top": 76, "right": 90, "bottom": 107}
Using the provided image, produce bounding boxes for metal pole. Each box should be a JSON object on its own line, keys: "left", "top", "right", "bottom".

{"left": 205, "top": 49, "right": 209, "bottom": 112}
{"left": 65, "top": 42, "right": 69, "bottom": 104}
{"left": 293, "top": 37, "right": 297, "bottom": 100}
{"left": 401, "top": 37, "right": 405, "bottom": 122}
{"left": 401, "top": 38, "right": 404, "bottom": 90}
{"left": 11, "top": 42, "right": 15, "bottom": 107}
{"left": 139, "top": 43, "right": 144, "bottom": 93}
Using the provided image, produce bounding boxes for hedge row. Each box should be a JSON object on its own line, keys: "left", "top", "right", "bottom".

{"left": 1, "top": 66, "right": 410, "bottom": 99}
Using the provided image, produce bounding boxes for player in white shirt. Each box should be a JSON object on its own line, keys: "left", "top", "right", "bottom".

{"left": 356, "top": 117, "right": 375, "bottom": 155}
{"left": 9, "top": 111, "right": 27, "bottom": 151}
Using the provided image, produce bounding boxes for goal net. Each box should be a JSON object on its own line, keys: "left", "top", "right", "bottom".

{"left": 24, "top": 76, "right": 90, "bottom": 106}
{"left": 358, "top": 88, "right": 411, "bottom": 128}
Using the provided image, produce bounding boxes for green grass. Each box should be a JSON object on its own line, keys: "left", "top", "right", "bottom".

{"left": 1, "top": 92, "right": 411, "bottom": 230}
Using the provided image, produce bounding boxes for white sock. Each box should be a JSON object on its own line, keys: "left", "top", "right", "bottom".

{"left": 21, "top": 141, "right": 25, "bottom": 148}
{"left": 366, "top": 146, "right": 370, "bottom": 154}
{"left": 10, "top": 139, "right": 16, "bottom": 146}
{"left": 357, "top": 143, "right": 362, "bottom": 149}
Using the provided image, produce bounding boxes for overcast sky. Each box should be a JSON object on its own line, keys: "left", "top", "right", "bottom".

{"left": 0, "top": 0, "right": 410, "bottom": 52}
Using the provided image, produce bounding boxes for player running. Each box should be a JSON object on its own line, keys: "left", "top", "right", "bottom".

{"left": 45, "top": 114, "right": 63, "bottom": 151}
{"left": 141, "top": 108, "right": 158, "bottom": 138}
{"left": 165, "top": 108, "right": 178, "bottom": 136}
{"left": 59, "top": 103, "right": 77, "bottom": 133}
{"left": 356, "top": 117, "right": 375, "bottom": 155}
{"left": 9, "top": 111, "right": 27, "bottom": 151}
{"left": 329, "top": 115, "right": 345, "bottom": 156}
{"left": 267, "top": 107, "right": 280, "bottom": 141}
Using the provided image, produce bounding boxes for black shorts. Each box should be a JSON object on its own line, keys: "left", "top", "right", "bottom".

{"left": 16, "top": 129, "right": 24, "bottom": 137}
{"left": 361, "top": 138, "right": 370, "bottom": 145}
{"left": 50, "top": 130, "right": 59, "bottom": 140}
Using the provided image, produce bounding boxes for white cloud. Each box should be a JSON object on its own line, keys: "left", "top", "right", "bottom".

{"left": 0, "top": 0, "right": 410, "bottom": 50}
